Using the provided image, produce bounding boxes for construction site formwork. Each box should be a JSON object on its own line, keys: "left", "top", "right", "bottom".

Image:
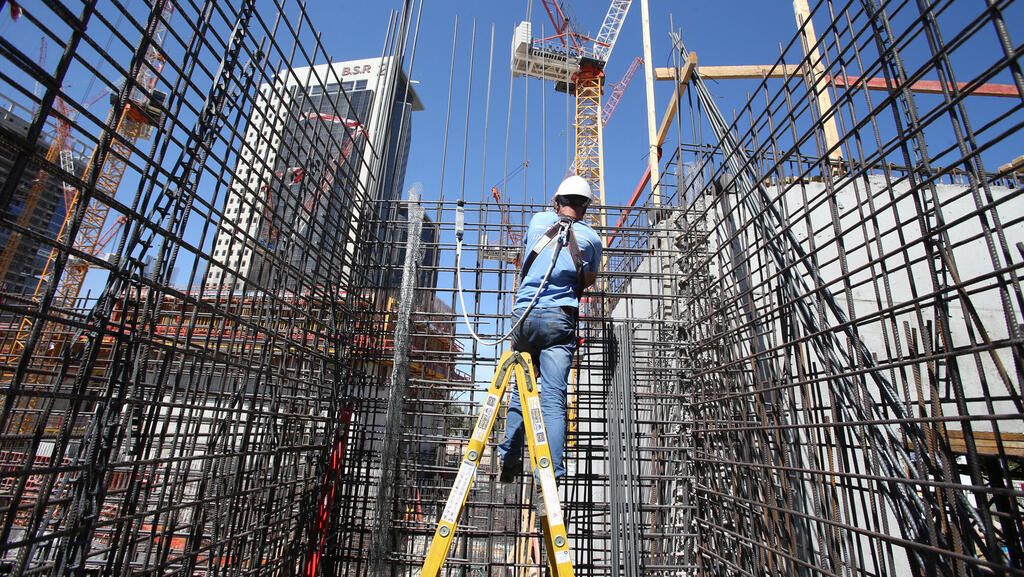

{"left": 0, "top": 0, "right": 1022, "bottom": 576}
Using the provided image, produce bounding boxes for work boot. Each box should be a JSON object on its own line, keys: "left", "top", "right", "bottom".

{"left": 499, "top": 458, "right": 522, "bottom": 483}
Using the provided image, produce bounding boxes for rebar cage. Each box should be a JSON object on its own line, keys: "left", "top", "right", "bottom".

{"left": 1, "top": 0, "right": 1022, "bottom": 576}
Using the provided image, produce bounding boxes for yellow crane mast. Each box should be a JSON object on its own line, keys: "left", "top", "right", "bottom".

{"left": 47, "top": 1, "right": 173, "bottom": 310}
{"left": 511, "top": 0, "right": 632, "bottom": 229}
{"left": 4, "top": 1, "right": 173, "bottom": 371}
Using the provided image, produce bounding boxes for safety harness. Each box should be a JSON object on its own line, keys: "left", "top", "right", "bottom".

{"left": 520, "top": 216, "right": 586, "bottom": 300}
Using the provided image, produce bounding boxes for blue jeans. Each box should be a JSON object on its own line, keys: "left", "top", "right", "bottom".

{"left": 498, "top": 306, "right": 576, "bottom": 478}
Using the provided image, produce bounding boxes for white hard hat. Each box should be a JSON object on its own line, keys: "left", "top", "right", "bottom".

{"left": 553, "top": 175, "right": 598, "bottom": 203}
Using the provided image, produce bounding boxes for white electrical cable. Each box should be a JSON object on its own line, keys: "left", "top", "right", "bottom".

{"left": 454, "top": 203, "right": 567, "bottom": 347}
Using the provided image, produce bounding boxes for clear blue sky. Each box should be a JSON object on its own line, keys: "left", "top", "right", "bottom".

{"left": 306, "top": 0, "right": 803, "bottom": 210}
{"left": 4, "top": 0, "right": 1019, "bottom": 219}
{"left": 303, "top": 0, "right": 1021, "bottom": 212}
{"left": 7, "top": 1, "right": 1018, "bottom": 234}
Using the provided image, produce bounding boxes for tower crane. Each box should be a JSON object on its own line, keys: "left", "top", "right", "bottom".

{"left": 491, "top": 160, "right": 529, "bottom": 247}
{"left": 43, "top": 0, "right": 173, "bottom": 310}
{"left": 511, "top": 0, "right": 632, "bottom": 229}
{"left": 299, "top": 115, "right": 367, "bottom": 216}
{"left": 602, "top": 56, "right": 642, "bottom": 126}
{"left": 257, "top": 114, "right": 367, "bottom": 250}
{"left": 7, "top": 0, "right": 173, "bottom": 356}
{"left": 480, "top": 160, "right": 529, "bottom": 267}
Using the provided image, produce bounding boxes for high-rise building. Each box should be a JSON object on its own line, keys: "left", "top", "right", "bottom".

{"left": 205, "top": 57, "right": 423, "bottom": 291}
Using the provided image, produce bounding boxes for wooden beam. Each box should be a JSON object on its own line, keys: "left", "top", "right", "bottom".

{"left": 794, "top": 0, "right": 842, "bottom": 163}
{"left": 944, "top": 430, "right": 1024, "bottom": 458}
{"left": 639, "top": 0, "right": 660, "bottom": 207}
{"left": 655, "top": 53, "right": 698, "bottom": 147}
{"left": 654, "top": 64, "right": 800, "bottom": 80}
{"left": 830, "top": 75, "right": 1022, "bottom": 98}
{"left": 653, "top": 65, "right": 1022, "bottom": 98}
{"left": 999, "top": 155, "right": 1024, "bottom": 174}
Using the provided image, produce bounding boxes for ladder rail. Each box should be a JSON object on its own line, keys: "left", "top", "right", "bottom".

{"left": 419, "top": 350, "right": 575, "bottom": 577}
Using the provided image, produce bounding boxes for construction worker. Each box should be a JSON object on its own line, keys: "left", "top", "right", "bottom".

{"left": 498, "top": 175, "right": 602, "bottom": 483}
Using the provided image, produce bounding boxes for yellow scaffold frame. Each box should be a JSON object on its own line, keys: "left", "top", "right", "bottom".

{"left": 419, "top": 350, "right": 574, "bottom": 577}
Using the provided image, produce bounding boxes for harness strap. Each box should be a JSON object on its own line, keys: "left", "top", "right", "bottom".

{"left": 520, "top": 218, "right": 585, "bottom": 298}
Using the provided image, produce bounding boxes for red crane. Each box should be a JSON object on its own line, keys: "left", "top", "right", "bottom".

{"left": 490, "top": 160, "right": 529, "bottom": 246}
{"left": 478, "top": 161, "right": 530, "bottom": 267}
{"left": 602, "top": 56, "right": 642, "bottom": 126}
{"left": 43, "top": 0, "right": 175, "bottom": 311}
{"left": 513, "top": 0, "right": 633, "bottom": 228}
{"left": 258, "top": 115, "right": 367, "bottom": 249}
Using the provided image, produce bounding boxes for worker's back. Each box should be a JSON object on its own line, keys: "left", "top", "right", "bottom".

{"left": 514, "top": 211, "right": 602, "bottom": 311}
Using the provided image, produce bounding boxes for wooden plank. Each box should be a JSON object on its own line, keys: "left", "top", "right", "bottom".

{"left": 639, "top": 0, "right": 661, "bottom": 207}
{"left": 655, "top": 53, "right": 698, "bottom": 148}
{"left": 829, "top": 75, "right": 1021, "bottom": 98}
{"left": 794, "top": 0, "right": 842, "bottom": 163}
{"left": 654, "top": 64, "right": 800, "bottom": 80}
{"left": 998, "top": 155, "right": 1024, "bottom": 174}
{"left": 653, "top": 65, "right": 1022, "bottom": 99}
{"left": 944, "top": 430, "right": 1024, "bottom": 457}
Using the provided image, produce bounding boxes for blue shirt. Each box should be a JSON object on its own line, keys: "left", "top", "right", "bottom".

{"left": 514, "top": 211, "right": 602, "bottom": 310}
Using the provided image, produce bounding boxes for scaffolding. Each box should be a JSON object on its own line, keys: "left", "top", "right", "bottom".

{"left": 1, "top": 0, "right": 1022, "bottom": 576}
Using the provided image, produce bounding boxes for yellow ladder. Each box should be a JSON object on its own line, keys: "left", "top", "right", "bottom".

{"left": 419, "top": 350, "right": 574, "bottom": 577}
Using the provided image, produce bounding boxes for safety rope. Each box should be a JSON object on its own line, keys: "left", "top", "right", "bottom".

{"left": 454, "top": 201, "right": 568, "bottom": 347}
